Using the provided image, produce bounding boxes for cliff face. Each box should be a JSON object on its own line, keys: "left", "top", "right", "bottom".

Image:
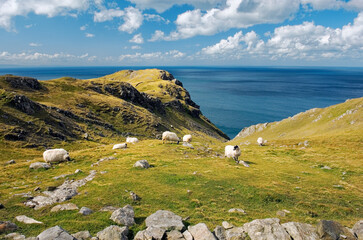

{"left": 0, "top": 69, "right": 229, "bottom": 148}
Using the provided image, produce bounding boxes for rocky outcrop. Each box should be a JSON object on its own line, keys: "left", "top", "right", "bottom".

{"left": 234, "top": 123, "right": 268, "bottom": 139}
{"left": 10, "top": 95, "right": 41, "bottom": 115}
{"left": 50, "top": 203, "right": 79, "bottom": 212}
{"left": 4, "top": 75, "right": 42, "bottom": 90}
{"left": 282, "top": 222, "right": 319, "bottom": 240}
{"left": 317, "top": 220, "right": 356, "bottom": 240}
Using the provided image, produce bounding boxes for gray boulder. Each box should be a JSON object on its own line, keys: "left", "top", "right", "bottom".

{"left": 4, "top": 232, "right": 25, "bottom": 240}
{"left": 182, "top": 142, "right": 194, "bottom": 149}
{"left": 222, "top": 221, "right": 234, "bottom": 229}
{"left": 15, "top": 215, "right": 43, "bottom": 224}
{"left": 214, "top": 226, "right": 226, "bottom": 240}
{"left": 317, "top": 220, "right": 356, "bottom": 240}
{"left": 145, "top": 210, "right": 185, "bottom": 231}
{"left": 134, "top": 230, "right": 146, "bottom": 240}
{"left": 282, "top": 222, "right": 318, "bottom": 240}
{"left": 166, "top": 230, "right": 185, "bottom": 240}
{"left": 72, "top": 230, "right": 92, "bottom": 240}
{"left": 188, "top": 223, "right": 217, "bottom": 240}
{"left": 353, "top": 220, "right": 363, "bottom": 239}
{"left": 243, "top": 218, "right": 290, "bottom": 240}
{"left": 0, "top": 221, "right": 18, "bottom": 233}
{"left": 51, "top": 203, "right": 79, "bottom": 212}
{"left": 79, "top": 207, "right": 93, "bottom": 215}
{"left": 183, "top": 230, "right": 193, "bottom": 240}
{"left": 29, "top": 162, "right": 50, "bottom": 170}
{"left": 110, "top": 205, "right": 135, "bottom": 226}
{"left": 96, "top": 225, "right": 128, "bottom": 240}
{"left": 144, "top": 226, "right": 166, "bottom": 240}
{"left": 133, "top": 160, "right": 150, "bottom": 169}
{"left": 37, "top": 226, "right": 75, "bottom": 240}
{"left": 225, "top": 227, "right": 247, "bottom": 240}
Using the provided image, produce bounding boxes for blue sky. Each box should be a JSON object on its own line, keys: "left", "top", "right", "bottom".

{"left": 0, "top": 0, "right": 363, "bottom": 66}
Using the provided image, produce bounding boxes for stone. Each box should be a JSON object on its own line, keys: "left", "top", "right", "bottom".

{"left": 96, "top": 225, "right": 128, "bottom": 240}
{"left": 276, "top": 210, "right": 286, "bottom": 217}
{"left": 5, "top": 232, "right": 25, "bottom": 240}
{"left": 225, "top": 227, "right": 247, "bottom": 240}
{"left": 134, "top": 230, "right": 146, "bottom": 240}
{"left": 352, "top": 220, "right": 363, "bottom": 239}
{"left": 75, "top": 169, "right": 82, "bottom": 174}
{"left": 228, "top": 208, "right": 246, "bottom": 214}
{"left": 100, "top": 206, "right": 118, "bottom": 212}
{"left": 243, "top": 218, "right": 290, "bottom": 240}
{"left": 182, "top": 230, "right": 193, "bottom": 240}
{"left": 222, "top": 221, "right": 234, "bottom": 229}
{"left": 29, "top": 162, "right": 50, "bottom": 170}
{"left": 145, "top": 210, "right": 185, "bottom": 231}
{"left": 6, "top": 160, "right": 16, "bottom": 165}
{"left": 182, "top": 142, "right": 194, "bottom": 149}
{"left": 144, "top": 226, "right": 166, "bottom": 240}
{"left": 37, "top": 225, "right": 75, "bottom": 240}
{"left": 15, "top": 215, "right": 43, "bottom": 224}
{"left": 130, "top": 191, "right": 141, "bottom": 201}
{"left": 5, "top": 75, "right": 42, "bottom": 90}
{"left": 214, "top": 226, "right": 226, "bottom": 240}
{"left": 25, "top": 237, "right": 37, "bottom": 240}
{"left": 110, "top": 205, "right": 135, "bottom": 226}
{"left": 317, "top": 220, "right": 356, "bottom": 240}
{"left": 72, "top": 230, "right": 92, "bottom": 240}
{"left": 24, "top": 170, "right": 96, "bottom": 209}
{"left": 282, "top": 222, "right": 319, "bottom": 240}
{"left": 188, "top": 223, "right": 217, "bottom": 240}
{"left": 321, "top": 165, "right": 332, "bottom": 170}
{"left": 79, "top": 207, "right": 93, "bottom": 215}
{"left": 133, "top": 160, "right": 150, "bottom": 169}
{"left": 166, "top": 230, "right": 185, "bottom": 240}
{"left": 0, "top": 221, "right": 18, "bottom": 233}
{"left": 51, "top": 203, "right": 79, "bottom": 212}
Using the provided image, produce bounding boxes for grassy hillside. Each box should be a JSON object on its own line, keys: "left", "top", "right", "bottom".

{"left": 0, "top": 73, "right": 362, "bottom": 238}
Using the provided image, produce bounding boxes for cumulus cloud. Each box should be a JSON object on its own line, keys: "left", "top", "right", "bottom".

{"left": 119, "top": 50, "right": 185, "bottom": 61}
{"left": 0, "top": 0, "right": 89, "bottom": 31}
{"left": 144, "top": 14, "right": 170, "bottom": 24}
{"left": 80, "top": 25, "right": 87, "bottom": 31}
{"left": 129, "top": 33, "right": 144, "bottom": 44}
{"left": 93, "top": 8, "right": 124, "bottom": 22}
{"left": 29, "top": 42, "right": 42, "bottom": 47}
{"left": 131, "top": 45, "right": 141, "bottom": 49}
{"left": 85, "top": 33, "right": 95, "bottom": 37}
{"left": 302, "top": 0, "right": 363, "bottom": 10}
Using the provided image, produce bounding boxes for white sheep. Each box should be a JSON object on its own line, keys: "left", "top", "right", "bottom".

{"left": 183, "top": 134, "right": 192, "bottom": 143}
{"left": 43, "top": 149, "right": 70, "bottom": 163}
{"left": 113, "top": 143, "right": 127, "bottom": 149}
{"left": 225, "top": 145, "right": 241, "bottom": 164}
{"left": 162, "top": 131, "right": 180, "bottom": 144}
{"left": 126, "top": 137, "right": 139, "bottom": 144}
{"left": 257, "top": 137, "right": 264, "bottom": 146}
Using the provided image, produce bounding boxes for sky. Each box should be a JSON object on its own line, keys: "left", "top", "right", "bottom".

{"left": 0, "top": 0, "right": 363, "bottom": 67}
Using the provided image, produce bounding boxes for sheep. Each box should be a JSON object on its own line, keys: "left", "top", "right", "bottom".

{"left": 257, "top": 137, "right": 264, "bottom": 146}
{"left": 113, "top": 143, "right": 127, "bottom": 149}
{"left": 43, "top": 149, "right": 70, "bottom": 163}
{"left": 183, "top": 134, "right": 192, "bottom": 143}
{"left": 162, "top": 131, "right": 180, "bottom": 144}
{"left": 225, "top": 145, "right": 241, "bottom": 164}
{"left": 126, "top": 137, "right": 139, "bottom": 144}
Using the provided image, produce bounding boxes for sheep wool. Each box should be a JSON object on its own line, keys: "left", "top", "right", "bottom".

{"left": 126, "top": 137, "right": 139, "bottom": 143}
{"left": 225, "top": 145, "right": 241, "bottom": 163}
{"left": 113, "top": 143, "right": 127, "bottom": 149}
{"left": 257, "top": 137, "right": 264, "bottom": 146}
{"left": 183, "top": 134, "right": 192, "bottom": 143}
{"left": 43, "top": 149, "right": 70, "bottom": 163}
{"left": 162, "top": 131, "right": 180, "bottom": 144}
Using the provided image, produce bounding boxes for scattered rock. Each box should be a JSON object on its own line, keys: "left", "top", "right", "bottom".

{"left": 166, "top": 230, "right": 185, "bottom": 240}
{"left": 133, "top": 160, "right": 150, "bottom": 169}
{"left": 37, "top": 226, "right": 75, "bottom": 240}
{"left": 53, "top": 174, "right": 69, "bottom": 180}
{"left": 96, "top": 225, "right": 128, "bottom": 240}
{"left": 72, "top": 230, "right": 92, "bottom": 240}
{"left": 225, "top": 227, "right": 246, "bottom": 240}
{"left": 282, "top": 222, "right": 319, "bottom": 240}
{"left": 188, "top": 223, "right": 217, "bottom": 240}
{"left": 145, "top": 210, "right": 185, "bottom": 231}
{"left": 51, "top": 203, "right": 79, "bottom": 212}
{"left": 182, "top": 142, "right": 194, "bottom": 149}
{"left": 243, "top": 218, "right": 290, "bottom": 240}
{"left": 228, "top": 208, "right": 246, "bottom": 214}
{"left": 144, "top": 226, "right": 166, "bottom": 240}
{"left": 317, "top": 220, "right": 356, "bottom": 240}
{"left": 183, "top": 230, "right": 193, "bottom": 240}
{"left": 100, "top": 206, "right": 118, "bottom": 212}
{"left": 75, "top": 169, "right": 82, "bottom": 174}
{"left": 134, "top": 230, "right": 146, "bottom": 240}
{"left": 222, "top": 221, "right": 234, "bottom": 229}
{"left": 110, "top": 205, "right": 135, "bottom": 226}
{"left": 0, "top": 221, "right": 18, "bottom": 233}
{"left": 79, "top": 207, "right": 93, "bottom": 216}
{"left": 25, "top": 170, "right": 96, "bottom": 209}
{"left": 4, "top": 232, "right": 26, "bottom": 240}
{"left": 276, "top": 210, "right": 286, "bottom": 217}
{"left": 352, "top": 220, "right": 363, "bottom": 239}
{"left": 29, "top": 162, "right": 51, "bottom": 170}
{"left": 6, "top": 160, "right": 16, "bottom": 165}
{"left": 130, "top": 191, "right": 141, "bottom": 201}
{"left": 214, "top": 226, "right": 226, "bottom": 240}
{"left": 321, "top": 165, "right": 332, "bottom": 170}
{"left": 15, "top": 215, "right": 43, "bottom": 224}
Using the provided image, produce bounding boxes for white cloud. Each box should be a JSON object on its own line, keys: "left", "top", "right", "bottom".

{"left": 85, "top": 33, "right": 95, "bottom": 37}
{"left": 143, "top": 14, "right": 170, "bottom": 24}
{"left": 119, "top": 50, "right": 185, "bottom": 61}
{"left": 29, "top": 42, "right": 42, "bottom": 47}
{"left": 129, "top": 33, "right": 144, "bottom": 44}
{"left": 202, "top": 31, "right": 243, "bottom": 54}
{"left": 0, "top": 0, "right": 89, "bottom": 31}
{"left": 80, "top": 24, "right": 87, "bottom": 30}
{"left": 302, "top": 0, "right": 363, "bottom": 10}
{"left": 93, "top": 8, "right": 124, "bottom": 22}
{"left": 25, "top": 24, "right": 33, "bottom": 28}
{"left": 118, "top": 7, "right": 143, "bottom": 33}
{"left": 131, "top": 45, "right": 141, "bottom": 49}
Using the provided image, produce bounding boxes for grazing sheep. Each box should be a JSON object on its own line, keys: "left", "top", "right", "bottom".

{"left": 126, "top": 137, "right": 139, "bottom": 144}
{"left": 257, "top": 137, "right": 264, "bottom": 146}
{"left": 113, "top": 143, "right": 127, "bottom": 149}
{"left": 162, "top": 131, "right": 180, "bottom": 144}
{"left": 183, "top": 134, "right": 192, "bottom": 143}
{"left": 43, "top": 149, "right": 70, "bottom": 163}
{"left": 225, "top": 145, "right": 241, "bottom": 164}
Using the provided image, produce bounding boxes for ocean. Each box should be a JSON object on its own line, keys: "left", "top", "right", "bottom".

{"left": 1, "top": 66, "right": 362, "bottom": 138}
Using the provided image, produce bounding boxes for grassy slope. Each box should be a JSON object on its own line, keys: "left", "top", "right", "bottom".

{"left": 0, "top": 77, "right": 362, "bottom": 238}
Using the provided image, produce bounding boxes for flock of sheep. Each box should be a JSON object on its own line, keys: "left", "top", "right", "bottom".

{"left": 42, "top": 131, "right": 266, "bottom": 167}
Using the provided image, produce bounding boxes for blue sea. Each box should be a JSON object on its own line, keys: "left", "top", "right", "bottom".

{"left": 1, "top": 66, "right": 362, "bottom": 138}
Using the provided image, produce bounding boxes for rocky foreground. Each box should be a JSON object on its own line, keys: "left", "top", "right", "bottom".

{"left": 1, "top": 207, "right": 362, "bottom": 240}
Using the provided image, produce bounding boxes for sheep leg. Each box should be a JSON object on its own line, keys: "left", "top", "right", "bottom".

{"left": 233, "top": 157, "right": 239, "bottom": 164}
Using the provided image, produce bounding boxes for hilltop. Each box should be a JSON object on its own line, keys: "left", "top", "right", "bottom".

{"left": 0, "top": 71, "right": 362, "bottom": 239}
